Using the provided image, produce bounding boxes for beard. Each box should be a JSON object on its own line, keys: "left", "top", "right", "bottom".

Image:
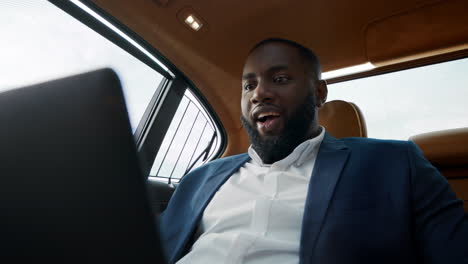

{"left": 241, "top": 92, "right": 317, "bottom": 164}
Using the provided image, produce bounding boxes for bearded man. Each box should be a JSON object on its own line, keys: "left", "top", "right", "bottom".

{"left": 159, "top": 38, "right": 467, "bottom": 264}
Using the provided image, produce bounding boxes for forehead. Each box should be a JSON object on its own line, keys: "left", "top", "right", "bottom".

{"left": 243, "top": 42, "right": 303, "bottom": 75}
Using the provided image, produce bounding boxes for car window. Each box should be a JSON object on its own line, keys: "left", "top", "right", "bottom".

{"left": 327, "top": 57, "right": 468, "bottom": 140}
{"left": 0, "top": 0, "right": 166, "bottom": 132}
{"left": 150, "top": 89, "right": 222, "bottom": 183}
{"left": 1, "top": 0, "right": 225, "bottom": 179}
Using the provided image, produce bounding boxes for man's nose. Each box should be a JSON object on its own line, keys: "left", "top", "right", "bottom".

{"left": 251, "top": 82, "right": 274, "bottom": 104}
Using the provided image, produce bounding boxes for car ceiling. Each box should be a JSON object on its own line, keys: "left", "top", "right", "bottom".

{"left": 92, "top": 0, "right": 468, "bottom": 156}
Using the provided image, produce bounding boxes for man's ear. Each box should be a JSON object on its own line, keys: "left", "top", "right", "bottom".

{"left": 316, "top": 79, "right": 328, "bottom": 107}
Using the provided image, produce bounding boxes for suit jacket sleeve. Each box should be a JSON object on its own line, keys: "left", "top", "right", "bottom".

{"left": 408, "top": 141, "right": 468, "bottom": 263}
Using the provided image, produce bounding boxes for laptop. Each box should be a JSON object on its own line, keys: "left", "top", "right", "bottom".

{"left": 0, "top": 69, "right": 167, "bottom": 263}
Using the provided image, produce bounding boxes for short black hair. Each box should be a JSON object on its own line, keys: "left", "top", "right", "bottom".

{"left": 249, "top": 38, "right": 322, "bottom": 80}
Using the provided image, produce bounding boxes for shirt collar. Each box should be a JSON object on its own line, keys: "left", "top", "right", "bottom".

{"left": 248, "top": 126, "right": 326, "bottom": 168}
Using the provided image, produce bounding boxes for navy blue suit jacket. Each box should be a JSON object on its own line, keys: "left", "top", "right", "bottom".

{"left": 159, "top": 134, "right": 467, "bottom": 264}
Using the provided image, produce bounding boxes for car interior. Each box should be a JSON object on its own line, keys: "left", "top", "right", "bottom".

{"left": 73, "top": 0, "right": 467, "bottom": 212}
{"left": 1, "top": 0, "right": 467, "bottom": 249}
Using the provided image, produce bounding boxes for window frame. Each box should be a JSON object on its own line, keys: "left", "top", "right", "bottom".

{"left": 48, "top": 0, "right": 227, "bottom": 178}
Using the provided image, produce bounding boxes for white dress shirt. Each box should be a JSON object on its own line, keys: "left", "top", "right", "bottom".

{"left": 177, "top": 128, "right": 326, "bottom": 264}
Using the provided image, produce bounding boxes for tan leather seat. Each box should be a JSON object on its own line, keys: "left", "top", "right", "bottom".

{"left": 409, "top": 127, "right": 468, "bottom": 211}
{"left": 318, "top": 100, "right": 367, "bottom": 138}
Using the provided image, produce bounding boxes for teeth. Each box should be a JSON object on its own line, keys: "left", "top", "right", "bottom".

{"left": 258, "top": 112, "right": 280, "bottom": 119}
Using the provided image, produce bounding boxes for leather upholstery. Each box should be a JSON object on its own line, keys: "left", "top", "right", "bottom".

{"left": 409, "top": 127, "right": 468, "bottom": 211}
{"left": 318, "top": 100, "right": 367, "bottom": 138}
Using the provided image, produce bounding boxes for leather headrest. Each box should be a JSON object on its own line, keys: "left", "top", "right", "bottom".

{"left": 318, "top": 100, "right": 367, "bottom": 138}
{"left": 409, "top": 127, "right": 468, "bottom": 167}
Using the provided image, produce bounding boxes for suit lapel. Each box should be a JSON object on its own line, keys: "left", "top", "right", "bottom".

{"left": 299, "top": 133, "right": 350, "bottom": 263}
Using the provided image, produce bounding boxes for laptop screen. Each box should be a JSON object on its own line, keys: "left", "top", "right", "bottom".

{"left": 0, "top": 68, "right": 166, "bottom": 262}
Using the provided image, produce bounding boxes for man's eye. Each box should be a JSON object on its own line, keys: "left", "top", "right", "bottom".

{"left": 274, "top": 75, "right": 290, "bottom": 84}
{"left": 244, "top": 83, "right": 255, "bottom": 91}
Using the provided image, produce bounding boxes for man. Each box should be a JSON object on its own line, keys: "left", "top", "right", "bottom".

{"left": 159, "top": 38, "right": 467, "bottom": 264}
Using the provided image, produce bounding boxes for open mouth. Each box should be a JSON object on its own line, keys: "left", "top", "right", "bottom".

{"left": 256, "top": 112, "right": 280, "bottom": 123}
{"left": 255, "top": 112, "right": 283, "bottom": 133}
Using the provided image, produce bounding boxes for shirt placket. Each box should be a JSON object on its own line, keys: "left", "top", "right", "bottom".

{"left": 250, "top": 165, "right": 279, "bottom": 236}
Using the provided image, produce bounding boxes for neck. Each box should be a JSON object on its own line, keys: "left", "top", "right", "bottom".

{"left": 305, "top": 124, "right": 322, "bottom": 141}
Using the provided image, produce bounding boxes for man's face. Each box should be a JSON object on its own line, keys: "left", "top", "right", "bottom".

{"left": 241, "top": 42, "right": 325, "bottom": 163}
{"left": 241, "top": 42, "right": 316, "bottom": 138}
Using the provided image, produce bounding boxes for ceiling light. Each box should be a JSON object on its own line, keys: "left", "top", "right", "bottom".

{"left": 184, "top": 14, "right": 203, "bottom": 31}
{"left": 322, "top": 62, "right": 375, "bottom": 79}
{"left": 185, "top": 15, "right": 194, "bottom": 24}
{"left": 191, "top": 21, "right": 201, "bottom": 31}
